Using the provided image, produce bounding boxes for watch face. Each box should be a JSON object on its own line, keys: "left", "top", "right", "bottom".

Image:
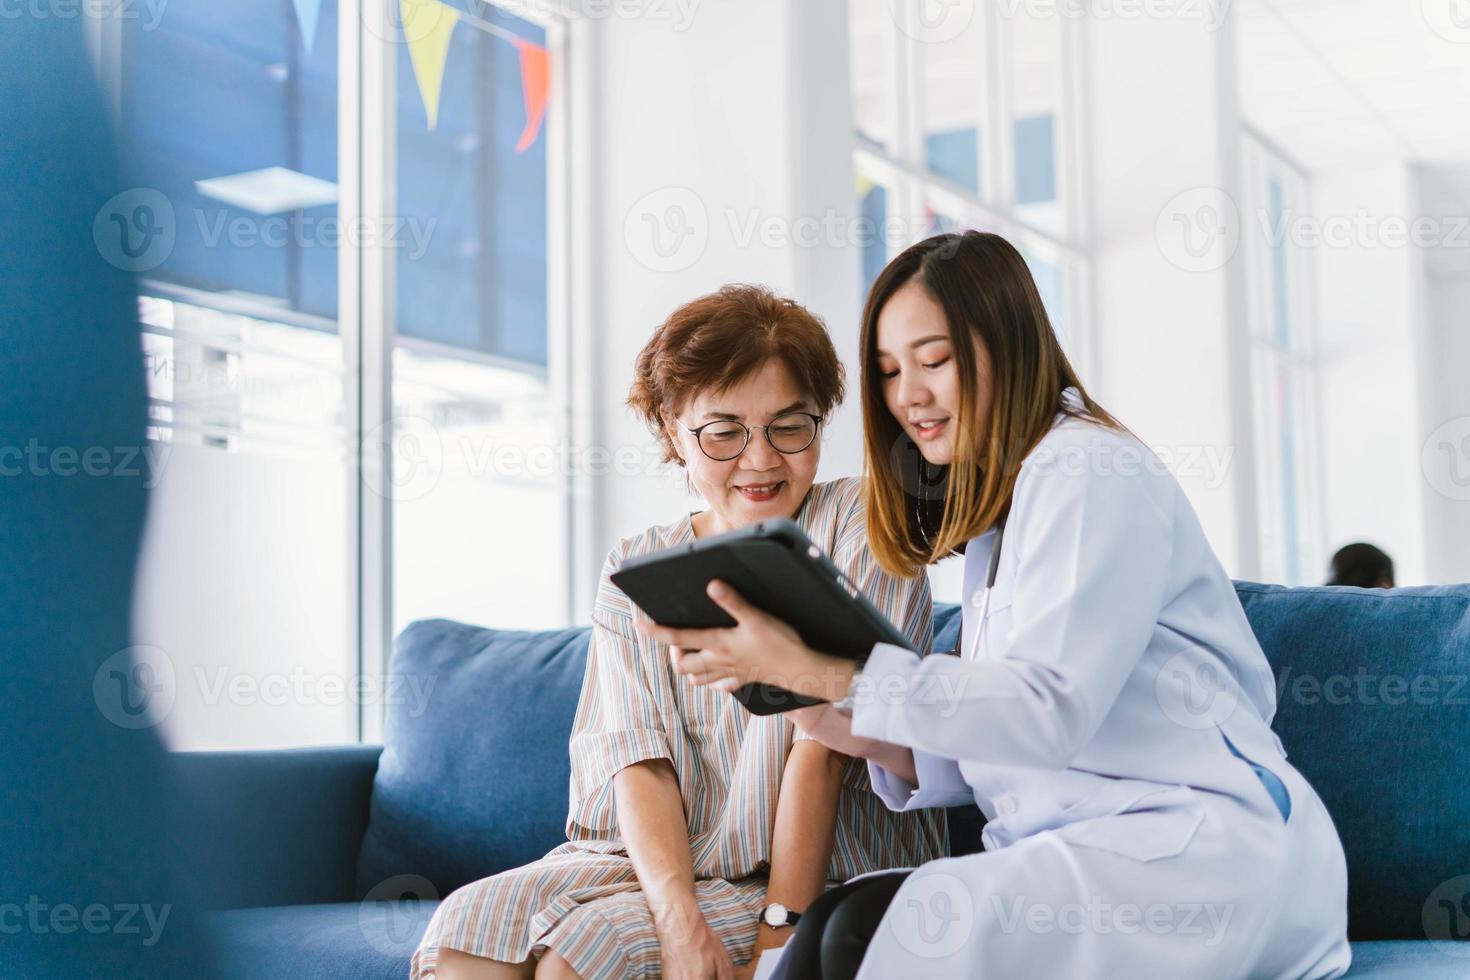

{"left": 763, "top": 903, "right": 787, "bottom": 927}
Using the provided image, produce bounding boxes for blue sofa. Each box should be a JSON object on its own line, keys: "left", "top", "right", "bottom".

{"left": 179, "top": 584, "right": 1470, "bottom": 978}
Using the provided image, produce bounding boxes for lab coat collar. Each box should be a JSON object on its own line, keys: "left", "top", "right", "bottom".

{"left": 1055, "top": 385, "right": 1084, "bottom": 424}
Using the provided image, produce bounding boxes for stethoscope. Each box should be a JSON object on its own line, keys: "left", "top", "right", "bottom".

{"left": 961, "top": 515, "right": 1007, "bottom": 663}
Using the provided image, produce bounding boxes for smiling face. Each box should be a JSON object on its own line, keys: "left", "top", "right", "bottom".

{"left": 874, "top": 280, "right": 993, "bottom": 466}
{"left": 666, "top": 359, "right": 821, "bottom": 538}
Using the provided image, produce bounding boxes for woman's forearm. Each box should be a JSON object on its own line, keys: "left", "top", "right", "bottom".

{"left": 765, "top": 739, "right": 846, "bottom": 912}
{"left": 613, "top": 759, "right": 700, "bottom": 926}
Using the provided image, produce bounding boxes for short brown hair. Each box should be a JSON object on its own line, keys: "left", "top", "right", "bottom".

{"left": 629, "top": 284, "right": 846, "bottom": 466}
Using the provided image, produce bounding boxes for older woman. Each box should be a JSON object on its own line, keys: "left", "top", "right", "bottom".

{"left": 412, "top": 285, "right": 946, "bottom": 980}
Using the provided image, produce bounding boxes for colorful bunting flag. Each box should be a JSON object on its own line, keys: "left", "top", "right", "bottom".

{"left": 396, "top": 0, "right": 550, "bottom": 146}
{"left": 402, "top": 0, "right": 460, "bottom": 130}
{"left": 513, "top": 39, "right": 549, "bottom": 153}
{"left": 292, "top": 0, "right": 322, "bottom": 53}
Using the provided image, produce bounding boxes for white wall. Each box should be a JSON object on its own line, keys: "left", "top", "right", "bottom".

{"left": 1414, "top": 167, "right": 1470, "bottom": 584}
{"left": 1082, "top": 13, "right": 1256, "bottom": 576}
{"left": 1311, "top": 166, "right": 1428, "bottom": 584}
{"left": 578, "top": 0, "right": 865, "bottom": 603}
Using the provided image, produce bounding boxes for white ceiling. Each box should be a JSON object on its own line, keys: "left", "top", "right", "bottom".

{"left": 1236, "top": 0, "right": 1470, "bottom": 172}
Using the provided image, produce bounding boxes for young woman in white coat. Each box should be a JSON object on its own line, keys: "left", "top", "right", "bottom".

{"left": 643, "top": 231, "right": 1354, "bottom": 979}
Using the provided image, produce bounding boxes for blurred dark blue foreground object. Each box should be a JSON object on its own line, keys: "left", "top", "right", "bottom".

{"left": 180, "top": 585, "right": 1469, "bottom": 978}
{"left": 0, "top": 18, "right": 214, "bottom": 979}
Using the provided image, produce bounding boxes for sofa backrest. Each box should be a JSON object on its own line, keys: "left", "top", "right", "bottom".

{"left": 1231, "top": 582, "right": 1470, "bottom": 940}
{"left": 360, "top": 585, "right": 1470, "bottom": 942}
{"left": 356, "top": 620, "right": 592, "bottom": 898}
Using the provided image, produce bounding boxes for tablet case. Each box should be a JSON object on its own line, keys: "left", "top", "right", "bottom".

{"left": 610, "top": 518, "right": 914, "bottom": 715}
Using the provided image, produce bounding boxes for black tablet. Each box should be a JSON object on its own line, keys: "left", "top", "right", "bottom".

{"left": 610, "top": 518, "right": 914, "bottom": 715}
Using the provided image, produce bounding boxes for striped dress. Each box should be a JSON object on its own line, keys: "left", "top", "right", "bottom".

{"left": 411, "top": 478, "right": 946, "bottom": 979}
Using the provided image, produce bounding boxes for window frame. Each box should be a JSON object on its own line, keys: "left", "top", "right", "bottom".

{"left": 1240, "top": 129, "right": 1324, "bottom": 586}
{"left": 849, "top": 0, "right": 1093, "bottom": 376}
{"left": 89, "top": 0, "right": 578, "bottom": 744}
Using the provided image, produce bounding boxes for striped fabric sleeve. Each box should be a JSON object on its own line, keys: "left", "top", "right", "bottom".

{"left": 792, "top": 481, "right": 935, "bottom": 743}
{"left": 566, "top": 542, "right": 674, "bottom": 807}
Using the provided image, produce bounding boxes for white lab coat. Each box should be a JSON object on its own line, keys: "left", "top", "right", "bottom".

{"left": 848, "top": 388, "right": 1352, "bottom": 979}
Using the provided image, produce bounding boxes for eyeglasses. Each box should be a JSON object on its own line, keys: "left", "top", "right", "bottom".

{"left": 677, "top": 411, "right": 823, "bottom": 462}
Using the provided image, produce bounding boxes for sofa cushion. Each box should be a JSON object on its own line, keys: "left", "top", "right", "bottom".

{"left": 1343, "top": 940, "right": 1470, "bottom": 978}
{"left": 213, "top": 901, "right": 437, "bottom": 980}
{"left": 355, "top": 620, "right": 590, "bottom": 898}
{"left": 1234, "top": 583, "right": 1470, "bottom": 941}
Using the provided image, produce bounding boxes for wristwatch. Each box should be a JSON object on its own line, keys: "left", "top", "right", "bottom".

{"left": 761, "top": 902, "right": 801, "bottom": 929}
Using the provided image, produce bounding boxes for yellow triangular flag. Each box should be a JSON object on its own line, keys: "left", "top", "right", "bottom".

{"left": 402, "top": 0, "right": 459, "bottom": 130}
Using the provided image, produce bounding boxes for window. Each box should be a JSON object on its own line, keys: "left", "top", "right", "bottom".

{"left": 1241, "top": 135, "right": 1322, "bottom": 585}
{"left": 95, "top": 0, "right": 568, "bottom": 749}
{"left": 846, "top": 0, "right": 1087, "bottom": 601}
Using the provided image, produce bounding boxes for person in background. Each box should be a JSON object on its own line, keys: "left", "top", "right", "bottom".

{"left": 1, "top": 15, "right": 214, "bottom": 979}
{"left": 1326, "top": 543, "right": 1395, "bottom": 589}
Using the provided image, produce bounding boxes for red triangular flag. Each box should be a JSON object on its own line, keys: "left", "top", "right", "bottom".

{"left": 513, "top": 39, "right": 550, "bottom": 153}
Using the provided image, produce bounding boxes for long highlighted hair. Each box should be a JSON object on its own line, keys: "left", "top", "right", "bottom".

{"left": 861, "top": 231, "right": 1125, "bottom": 577}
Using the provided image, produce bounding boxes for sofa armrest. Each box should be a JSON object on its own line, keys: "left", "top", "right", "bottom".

{"left": 172, "top": 744, "right": 382, "bottom": 910}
